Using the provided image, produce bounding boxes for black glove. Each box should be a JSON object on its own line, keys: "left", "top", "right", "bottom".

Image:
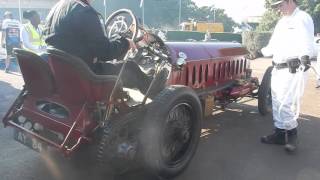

{"left": 256, "top": 50, "right": 264, "bottom": 57}
{"left": 300, "top": 55, "right": 310, "bottom": 71}
{"left": 286, "top": 58, "right": 300, "bottom": 74}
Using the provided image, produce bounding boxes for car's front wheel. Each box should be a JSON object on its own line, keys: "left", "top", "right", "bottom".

{"left": 258, "top": 66, "right": 273, "bottom": 115}
{"left": 140, "top": 85, "right": 202, "bottom": 179}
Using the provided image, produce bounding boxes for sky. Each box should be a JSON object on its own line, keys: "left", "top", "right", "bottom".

{"left": 191, "top": 0, "right": 266, "bottom": 23}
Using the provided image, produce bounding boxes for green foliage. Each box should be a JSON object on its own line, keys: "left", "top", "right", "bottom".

{"left": 256, "top": 10, "right": 280, "bottom": 32}
{"left": 92, "top": 0, "right": 236, "bottom": 32}
{"left": 242, "top": 31, "right": 272, "bottom": 59}
{"left": 299, "top": 0, "right": 320, "bottom": 33}
{"left": 189, "top": 6, "right": 237, "bottom": 32}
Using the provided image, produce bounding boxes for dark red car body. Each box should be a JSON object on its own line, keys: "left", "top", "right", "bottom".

{"left": 3, "top": 41, "right": 258, "bottom": 155}
{"left": 167, "top": 42, "right": 257, "bottom": 101}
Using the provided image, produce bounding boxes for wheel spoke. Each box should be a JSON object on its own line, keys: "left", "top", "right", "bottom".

{"left": 161, "top": 103, "right": 194, "bottom": 164}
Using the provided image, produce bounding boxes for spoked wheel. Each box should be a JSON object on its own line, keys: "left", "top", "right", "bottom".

{"left": 140, "top": 85, "right": 202, "bottom": 179}
{"left": 258, "top": 66, "right": 273, "bottom": 115}
{"left": 161, "top": 103, "right": 194, "bottom": 166}
{"left": 70, "top": 108, "right": 147, "bottom": 178}
{"left": 96, "top": 108, "right": 147, "bottom": 175}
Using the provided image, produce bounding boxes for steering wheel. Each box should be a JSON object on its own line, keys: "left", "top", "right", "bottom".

{"left": 105, "top": 9, "right": 138, "bottom": 41}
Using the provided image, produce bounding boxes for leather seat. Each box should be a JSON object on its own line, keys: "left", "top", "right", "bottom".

{"left": 46, "top": 48, "right": 119, "bottom": 105}
{"left": 14, "top": 48, "right": 55, "bottom": 98}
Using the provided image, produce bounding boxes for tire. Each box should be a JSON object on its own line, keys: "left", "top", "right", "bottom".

{"left": 96, "top": 108, "right": 147, "bottom": 175}
{"left": 258, "top": 66, "right": 273, "bottom": 115}
{"left": 140, "top": 85, "right": 202, "bottom": 179}
{"left": 70, "top": 108, "right": 146, "bottom": 177}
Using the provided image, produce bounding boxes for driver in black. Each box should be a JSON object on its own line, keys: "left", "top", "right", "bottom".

{"left": 43, "top": 0, "right": 168, "bottom": 96}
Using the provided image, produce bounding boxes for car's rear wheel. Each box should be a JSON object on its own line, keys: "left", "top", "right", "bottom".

{"left": 96, "top": 108, "right": 147, "bottom": 175}
{"left": 140, "top": 85, "right": 202, "bottom": 179}
{"left": 258, "top": 66, "right": 273, "bottom": 115}
{"left": 70, "top": 108, "right": 146, "bottom": 177}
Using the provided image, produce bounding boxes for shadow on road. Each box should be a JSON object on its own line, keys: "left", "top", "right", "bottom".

{"left": 1, "top": 97, "right": 320, "bottom": 180}
{"left": 0, "top": 80, "right": 20, "bottom": 120}
{"left": 176, "top": 101, "right": 320, "bottom": 180}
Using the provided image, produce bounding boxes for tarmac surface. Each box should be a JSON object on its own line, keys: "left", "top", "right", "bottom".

{"left": 0, "top": 57, "right": 320, "bottom": 180}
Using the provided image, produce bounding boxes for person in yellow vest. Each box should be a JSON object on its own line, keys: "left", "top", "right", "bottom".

{"left": 21, "top": 10, "right": 46, "bottom": 53}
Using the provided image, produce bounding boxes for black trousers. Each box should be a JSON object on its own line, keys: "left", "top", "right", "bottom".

{"left": 94, "top": 61, "right": 150, "bottom": 93}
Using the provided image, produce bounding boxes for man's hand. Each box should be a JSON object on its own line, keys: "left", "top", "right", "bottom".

{"left": 261, "top": 47, "right": 273, "bottom": 57}
{"left": 136, "top": 33, "right": 155, "bottom": 48}
{"left": 300, "top": 55, "right": 310, "bottom": 71}
{"left": 127, "top": 38, "right": 137, "bottom": 50}
{"left": 256, "top": 50, "right": 264, "bottom": 57}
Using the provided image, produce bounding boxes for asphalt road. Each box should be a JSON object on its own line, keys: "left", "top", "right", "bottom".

{"left": 0, "top": 58, "right": 320, "bottom": 180}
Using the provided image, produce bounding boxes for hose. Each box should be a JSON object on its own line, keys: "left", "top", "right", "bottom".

{"left": 277, "top": 64, "right": 318, "bottom": 129}
{"left": 310, "top": 65, "right": 320, "bottom": 77}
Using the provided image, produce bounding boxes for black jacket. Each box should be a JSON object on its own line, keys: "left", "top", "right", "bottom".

{"left": 44, "top": 0, "right": 129, "bottom": 70}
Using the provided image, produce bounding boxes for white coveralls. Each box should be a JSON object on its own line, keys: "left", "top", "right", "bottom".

{"left": 262, "top": 8, "right": 314, "bottom": 130}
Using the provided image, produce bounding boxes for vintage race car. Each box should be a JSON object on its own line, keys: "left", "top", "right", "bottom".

{"left": 2, "top": 9, "right": 271, "bottom": 179}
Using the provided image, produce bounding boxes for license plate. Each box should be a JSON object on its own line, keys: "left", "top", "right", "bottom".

{"left": 14, "top": 129, "right": 47, "bottom": 153}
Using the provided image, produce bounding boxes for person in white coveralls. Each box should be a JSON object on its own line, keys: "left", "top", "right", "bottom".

{"left": 260, "top": 0, "right": 314, "bottom": 152}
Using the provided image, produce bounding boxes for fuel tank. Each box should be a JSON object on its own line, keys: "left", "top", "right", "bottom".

{"left": 164, "top": 42, "right": 248, "bottom": 64}
{"left": 164, "top": 41, "right": 250, "bottom": 90}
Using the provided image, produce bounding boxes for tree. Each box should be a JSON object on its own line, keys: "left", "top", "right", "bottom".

{"left": 215, "top": 9, "right": 237, "bottom": 32}
{"left": 256, "top": 10, "right": 280, "bottom": 31}
{"left": 299, "top": 0, "right": 320, "bottom": 33}
{"left": 92, "top": 0, "right": 237, "bottom": 32}
{"left": 191, "top": 6, "right": 237, "bottom": 32}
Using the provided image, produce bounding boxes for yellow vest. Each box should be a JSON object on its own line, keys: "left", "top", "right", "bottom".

{"left": 24, "top": 22, "right": 45, "bottom": 47}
